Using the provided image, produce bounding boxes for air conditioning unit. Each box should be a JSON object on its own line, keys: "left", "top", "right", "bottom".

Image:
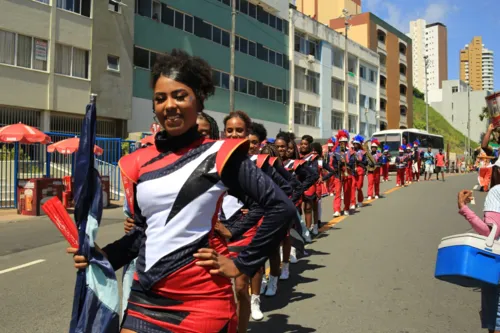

{"left": 110, "top": 0, "right": 127, "bottom": 6}
{"left": 307, "top": 54, "right": 315, "bottom": 63}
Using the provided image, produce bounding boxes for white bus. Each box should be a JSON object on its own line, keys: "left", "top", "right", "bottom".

{"left": 371, "top": 129, "right": 445, "bottom": 169}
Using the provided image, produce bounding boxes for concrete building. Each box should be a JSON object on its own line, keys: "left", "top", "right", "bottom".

{"left": 329, "top": 12, "right": 413, "bottom": 130}
{"left": 408, "top": 19, "right": 448, "bottom": 92}
{"left": 429, "top": 80, "right": 488, "bottom": 143}
{"left": 460, "top": 36, "right": 495, "bottom": 92}
{"left": 0, "top": 0, "right": 134, "bottom": 137}
{"left": 130, "top": 0, "right": 290, "bottom": 137}
{"left": 294, "top": 0, "right": 361, "bottom": 25}
{"left": 290, "top": 9, "right": 380, "bottom": 139}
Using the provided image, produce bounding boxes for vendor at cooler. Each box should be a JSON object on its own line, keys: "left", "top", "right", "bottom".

{"left": 457, "top": 158, "right": 500, "bottom": 332}
{"left": 481, "top": 124, "right": 500, "bottom": 163}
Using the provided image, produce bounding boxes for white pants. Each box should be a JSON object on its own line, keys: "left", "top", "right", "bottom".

{"left": 412, "top": 161, "right": 419, "bottom": 173}
{"left": 425, "top": 164, "right": 434, "bottom": 173}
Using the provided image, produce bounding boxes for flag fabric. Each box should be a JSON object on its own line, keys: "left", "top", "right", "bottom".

{"left": 69, "top": 100, "right": 120, "bottom": 333}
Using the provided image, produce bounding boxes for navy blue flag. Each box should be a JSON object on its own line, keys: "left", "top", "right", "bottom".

{"left": 69, "top": 100, "right": 120, "bottom": 333}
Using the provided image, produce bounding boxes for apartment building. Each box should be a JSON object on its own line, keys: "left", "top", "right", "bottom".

{"left": 329, "top": 12, "right": 413, "bottom": 129}
{"left": 0, "top": 0, "right": 134, "bottom": 137}
{"left": 130, "top": 0, "right": 291, "bottom": 136}
{"left": 408, "top": 19, "right": 448, "bottom": 92}
{"left": 291, "top": 9, "right": 380, "bottom": 139}
{"left": 294, "top": 0, "right": 361, "bottom": 25}
{"left": 460, "top": 36, "right": 495, "bottom": 92}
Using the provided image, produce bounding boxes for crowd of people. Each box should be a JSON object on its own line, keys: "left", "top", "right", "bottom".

{"left": 68, "top": 49, "right": 448, "bottom": 333}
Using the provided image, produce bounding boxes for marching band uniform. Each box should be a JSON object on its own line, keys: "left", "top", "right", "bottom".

{"left": 405, "top": 145, "right": 413, "bottom": 184}
{"left": 109, "top": 129, "right": 295, "bottom": 333}
{"left": 331, "top": 130, "right": 355, "bottom": 216}
{"left": 396, "top": 145, "right": 408, "bottom": 187}
{"left": 381, "top": 145, "right": 391, "bottom": 182}
{"left": 351, "top": 135, "right": 367, "bottom": 209}
{"left": 367, "top": 139, "right": 382, "bottom": 199}
{"left": 412, "top": 140, "right": 421, "bottom": 182}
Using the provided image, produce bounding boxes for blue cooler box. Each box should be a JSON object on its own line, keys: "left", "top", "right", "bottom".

{"left": 435, "top": 232, "right": 500, "bottom": 287}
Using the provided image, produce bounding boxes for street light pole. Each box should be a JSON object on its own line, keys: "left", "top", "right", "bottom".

{"left": 467, "top": 84, "right": 471, "bottom": 155}
{"left": 342, "top": 9, "right": 351, "bottom": 131}
{"left": 424, "top": 56, "right": 429, "bottom": 132}
{"left": 229, "top": 0, "right": 236, "bottom": 113}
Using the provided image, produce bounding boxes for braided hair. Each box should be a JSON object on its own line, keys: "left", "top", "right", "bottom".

{"left": 197, "top": 112, "right": 220, "bottom": 139}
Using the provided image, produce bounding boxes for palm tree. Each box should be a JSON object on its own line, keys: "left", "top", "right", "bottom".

{"left": 479, "top": 106, "right": 489, "bottom": 121}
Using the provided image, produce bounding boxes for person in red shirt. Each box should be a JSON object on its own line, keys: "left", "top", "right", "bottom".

{"left": 435, "top": 148, "right": 446, "bottom": 181}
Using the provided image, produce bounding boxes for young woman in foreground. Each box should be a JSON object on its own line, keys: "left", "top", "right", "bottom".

{"left": 69, "top": 50, "right": 295, "bottom": 333}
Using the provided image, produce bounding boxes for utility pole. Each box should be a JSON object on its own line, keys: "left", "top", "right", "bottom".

{"left": 424, "top": 56, "right": 429, "bottom": 132}
{"left": 342, "top": 9, "right": 351, "bottom": 131}
{"left": 467, "top": 84, "right": 471, "bottom": 156}
{"left": 229, "top": 0, "right": 236, "bottom": 113}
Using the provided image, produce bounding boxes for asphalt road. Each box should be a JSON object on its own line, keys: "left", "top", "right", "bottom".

{"left": 0, "top": 173, "right": 484, "bottom": 332}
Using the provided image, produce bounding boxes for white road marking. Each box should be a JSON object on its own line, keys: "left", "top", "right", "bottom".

{"left": 0, "top": 259, "right": 46, "bottom": 275}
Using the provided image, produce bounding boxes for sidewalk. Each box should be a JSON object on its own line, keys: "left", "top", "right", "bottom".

{"left": 0, "top": 200, "right": 125, "bottom": 224}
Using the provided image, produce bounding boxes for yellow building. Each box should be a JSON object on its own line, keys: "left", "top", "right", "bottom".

{"left": 295, "top": 0, "right": 361, "bottom": 25}
{"left": 460, "top": 36, "right": 495, "bottom": 91}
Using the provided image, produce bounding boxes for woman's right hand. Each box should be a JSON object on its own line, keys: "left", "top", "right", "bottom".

{"left": 488, "top": 123, "right": 495, "bottom": 133}
{"left": 67, "top": 247, "right": 88, "bottom": 270}
{"left": 457, "top": 190, "right": 472, "bottom": 209}
{"left": 124, "top": 217, "right": 135, "bottom": 234}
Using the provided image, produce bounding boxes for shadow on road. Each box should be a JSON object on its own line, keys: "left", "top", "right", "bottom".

{"left": 248, "top": 314, "right": 316, "bottom": 333}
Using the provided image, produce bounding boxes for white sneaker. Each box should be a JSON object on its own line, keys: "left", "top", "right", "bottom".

{"left": 280, "top": 246, "right": 283, "bottom": 262}
{"left": 375, "top": 195, "right": 379, "bottom": 199}
{"left": 303, "top": 229, "right": 312, "bottom": 243}
{"left": 330, "top": 193, "right": 334, "bottom": 196}
{"left": 251, "top": 295, "right": 264, "bottom": 321}
{"left": 357, "top": 203, "right": 363, "bottom": 208}
{"left": 280, "top": 263, "right": 290, "bottom": 280}
{"left": 290, "top": 247, "right": 298, "bottom": 264}
{"left": 367, "top": 196, "right": 372, "bottom": 200}
{"left": 344, "top": 210, "right": 350, "bottom": 216}
{"left": 265, "top": 275, "right": 278, "bottom": 297}
{"left": 350, "top": 204, "right": 356, "bottom": 210}
{"left": 333, "top": 211, "right": 340, "bottom": 217}
{"left": 260, "top": 277, "right": 267, "bottom": 295}
{"left": 312, "top": 224, "right": 319, "bottom": 236}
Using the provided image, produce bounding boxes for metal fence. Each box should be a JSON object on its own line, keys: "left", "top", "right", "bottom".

{"left": 0, "top": 132, "right": 139, "bottom": 209}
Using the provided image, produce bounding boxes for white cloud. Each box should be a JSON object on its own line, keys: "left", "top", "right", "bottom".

{"left": 424, "top": 3, "right": 451, "bottom": 23}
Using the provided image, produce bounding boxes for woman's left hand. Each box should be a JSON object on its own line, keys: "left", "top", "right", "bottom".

{"left": 193, "top": 248, "right": 242, "bottom": 278}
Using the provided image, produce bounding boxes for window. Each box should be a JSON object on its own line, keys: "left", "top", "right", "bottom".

{"left": 248, "top": 3, "right": 256, "bottom": 18}
{"left": 55, "top": 44, "right": 89, "bottom": 79}
{"left": 348, "top": 56, "right": 357, "bottom": 75}
{"left": 295, "top": 33, "right": 318, "bottom": 58}
{"left": 295, "top": 66, "right": 319, "bottom": 94}
{"left": 248, "top": 41, "right": 256, "bottom": 56}
{"left": 212, "top": 27, "right": 221, "bottom": 44}
{"left": 221, "top": 72, "right": 230, "bottom": 89}
{"left": 331, "top": 78, "right": 343, "bottom": 101}
{"left": 133, "top": 47, "right": 150, "bottom": 69}
{"left": 184, "top": 15, "right": 193, "bottom": 33}
{"left": 212, "top": 70, "right": 221, "bottom": 87}
{"left": 35, "top": 0, "right": 49, "bottom": 3}
{"left": 348, "top": 115, "right": 357, "bottom": 134}
{"left": 269, "top": 86, "right": 276, "bottom": 101}
{"left": 239, "top": 78, "right": 248, "bottom": 94}
{"left": 331, "top": 111, "right": 343, "bottom": 130}
{"left": 294, "top": 103, "right": 319, "bottom": 127}
{"left": 369, "top": 70, "right": 377, "bottom": 83}
{"left": 348, "top": 85, "right": 357, "bottom": 104}
{"left": 174, "top": 11, "right": 184, "bottom": 29}
{"left": 452, "top": 86, "right": 458, "bottom": 93}
{"left": 359, "top": 94, "right": 367, "bottom": 108}
{"left": 332, "top": 49, "right": 343, "bottom": 68}
{"left": 152, "top": 1, "right": 161, "bottom": 21}
{"left": 57, "top": 0, "right": 91, "bottom": 17}
{"left": 107, "top": 55, "right": 119, "bottom": 71}
{"left": 109, "top": 0, "right": 120, "bottom": 12}
{"left": 369, "top": 97, "right": 376, "bottom": 110}
{"left": 136, "top": 0, "right": 151, "bottom": 16}
{"left": 248, "top": 81, "right": 256, "bottom": 96}
{"left": 0, "top": 30, "right": 48, "bottom": 71}
{"left": 240, "top": 38, "right": 248, "bottom": 54}
{"left": 161, "top": 5, "right": 174, "bottom": 25}
{"left": 360, "top": 66, "right": 367, "bottom": 79}
{"left": 269, "top": 50, "right": 275, "bottom": 64}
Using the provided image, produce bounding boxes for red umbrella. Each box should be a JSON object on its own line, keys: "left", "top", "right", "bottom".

{"left": 0, "top": 122, "right": 51, "bottom": 144}
{"left": 48, "top": 137, "right": 103, "bottom": 155}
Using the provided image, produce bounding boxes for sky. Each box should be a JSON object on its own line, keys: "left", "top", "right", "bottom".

{"left": 363, "top": 0, "right": 499, "bottom": 91}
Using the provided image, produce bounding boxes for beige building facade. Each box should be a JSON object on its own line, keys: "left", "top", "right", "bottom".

{"left": 295, "top": 0, "right": 361, "bottom": 26}
{"left": 460, "top": 36, "right": 494, "bottom": 92}
{"left": 0, "top": 0, "right": 134, "bottom": 137}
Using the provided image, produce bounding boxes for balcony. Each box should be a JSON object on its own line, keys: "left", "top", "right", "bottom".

{"left": 399, "top": 52, "right": 407, "bottom": 64}
{"left": 400, "top": 94, "right": 407, "bottom": 104}
{"left": 400, "top": 114, "right": 407, "bottom": 126}
{"left": 380, "top": 86, "right": 387, "bottom": 97}
{"left": 377, "top": 40, "right": 386, "bottom": 53}
{"left": 379, "top": 110, "right": 387, "bottom": 120}
{"left": 400, "top": 73, "right": 407, "bottom": 83}
{"left": 380, "top": 63, "right": 386, "bottom": 76}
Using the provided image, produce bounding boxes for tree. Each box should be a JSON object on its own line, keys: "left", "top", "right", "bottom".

{"left": 413, "top": 87, "right": 425, "bottom": 99}
{"left": 479, "top": 106, "right": 490, "bottom": 121}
